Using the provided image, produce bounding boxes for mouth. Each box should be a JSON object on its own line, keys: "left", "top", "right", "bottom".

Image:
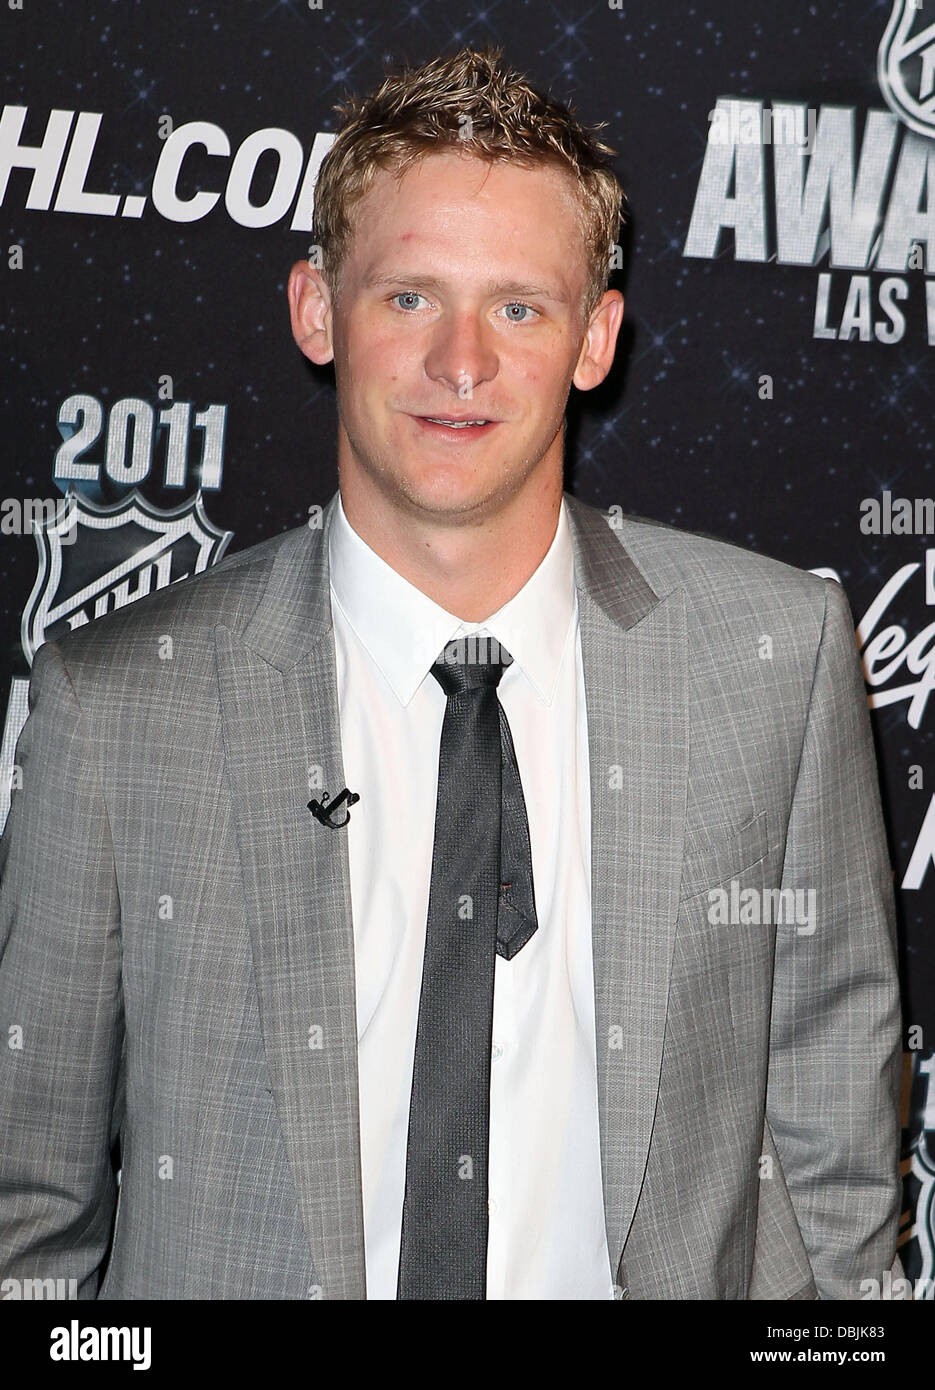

{"left": 409, "top": 413, "right": 500, "bottom": 439}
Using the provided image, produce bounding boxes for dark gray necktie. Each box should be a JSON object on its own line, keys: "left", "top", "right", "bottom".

{"left": 396, "top": 634, "right": 539, "bottom": 1300}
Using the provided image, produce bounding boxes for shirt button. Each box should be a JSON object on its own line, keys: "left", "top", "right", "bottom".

{"left": 488, "top": 1197, "right": 498, "bottom": 1215}
{"left": 491, "top": 1041, "right": 503, "bottom": 1061}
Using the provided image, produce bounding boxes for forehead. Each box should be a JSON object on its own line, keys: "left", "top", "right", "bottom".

{"left": 348, "top": 151, "right": 587, "bottom": 288}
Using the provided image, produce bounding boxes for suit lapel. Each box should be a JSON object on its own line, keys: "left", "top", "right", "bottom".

{"left": 564, "top": 495, "right": 689, "bottom": 1274}
{"left": 215, "top": 493, "right": 366, "bottom": 1299}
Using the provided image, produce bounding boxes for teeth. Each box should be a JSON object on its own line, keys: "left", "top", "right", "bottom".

{"left": 425, "top": 418, "right": 487, "bottom": 427}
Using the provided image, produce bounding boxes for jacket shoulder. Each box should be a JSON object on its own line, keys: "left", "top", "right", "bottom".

{"left": 46, "top": 522, "right": 316, "bottom": 669}
{"left": 564, "top": 495, "right": 846, "bottom": 678}
{"left": 571, "top": 496, "right": 833, "bottom": 614}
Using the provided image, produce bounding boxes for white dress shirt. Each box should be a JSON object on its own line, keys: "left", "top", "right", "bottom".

{"left": 328, "top": 491, "right": 614, "bottom": 1300}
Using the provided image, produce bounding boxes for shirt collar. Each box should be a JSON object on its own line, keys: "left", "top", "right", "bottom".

{"left": 328, "top": 491, "right": 576, "bottom": 708}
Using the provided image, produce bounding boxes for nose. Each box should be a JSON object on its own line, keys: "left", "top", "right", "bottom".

{"left": 422, "top": 307, "right": 499, "bottom": 399}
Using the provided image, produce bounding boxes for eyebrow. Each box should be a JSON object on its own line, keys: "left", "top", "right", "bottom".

{"left": 363, "top": 271, "right": 569, "bottom": 302}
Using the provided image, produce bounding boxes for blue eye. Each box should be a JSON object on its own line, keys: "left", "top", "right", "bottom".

{"left": 393, "top": 292, "right": 428, "bottom": 311}
{"left": 501, "top": 302, "right": 537, "bottom": 322}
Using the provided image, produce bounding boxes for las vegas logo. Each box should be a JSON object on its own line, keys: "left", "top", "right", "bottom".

{"left": 685, "top": 2, "right": 935, "bottom": 345}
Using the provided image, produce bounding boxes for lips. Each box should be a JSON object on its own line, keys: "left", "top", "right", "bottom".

{"left": 410, "top": 413, "right": 500, "bottom": 439}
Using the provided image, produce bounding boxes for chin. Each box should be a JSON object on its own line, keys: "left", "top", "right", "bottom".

{"left": 401, "top": 481, "right": 489, "bottom": 516}
{"left": 412, "top": 474, "right": 532, "bottom": 522}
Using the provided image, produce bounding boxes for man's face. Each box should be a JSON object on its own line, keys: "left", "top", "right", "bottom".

{"left": 291, "top": 150, "right": 621, "bottom": 525}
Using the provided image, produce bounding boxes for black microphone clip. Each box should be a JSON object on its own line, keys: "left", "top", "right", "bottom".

{"left": 308, "top": 787, "right": 360, "bottom": 829}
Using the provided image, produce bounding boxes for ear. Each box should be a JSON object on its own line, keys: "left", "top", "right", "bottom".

{"left": 287, "top": 260, "right": 335, "bottom": 365}
{"left": 572, "top": 289, "right": 625, "bottom": 391}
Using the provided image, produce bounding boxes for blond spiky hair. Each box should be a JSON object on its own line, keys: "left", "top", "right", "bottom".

{"left": 311, "top": 45, "right": 626, "bottom": 322}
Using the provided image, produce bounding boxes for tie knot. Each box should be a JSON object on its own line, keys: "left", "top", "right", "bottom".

{"left": 430, "top": 634, "right": 512, "bottom": 697}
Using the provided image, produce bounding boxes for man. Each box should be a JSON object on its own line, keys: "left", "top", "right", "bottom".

{"left": 0, "top": 46, "right": 902, "bottom": 1300}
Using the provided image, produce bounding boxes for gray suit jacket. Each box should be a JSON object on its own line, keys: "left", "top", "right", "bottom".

{"left": 0, "top": 490, "right": 903, "bottom": 1299}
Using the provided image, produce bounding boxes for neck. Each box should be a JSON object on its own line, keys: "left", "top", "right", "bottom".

{"left": 337, "top": 469, "right": 564, "bottom": 622}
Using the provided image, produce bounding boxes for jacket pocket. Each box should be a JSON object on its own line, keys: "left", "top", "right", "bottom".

{"left": 679, "top": 809, "right": 769, "bottom": 906}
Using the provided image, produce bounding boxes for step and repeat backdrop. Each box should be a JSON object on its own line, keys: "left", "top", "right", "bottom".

{"left": 1, "top": 0, "right": 933, "bottom": 1297}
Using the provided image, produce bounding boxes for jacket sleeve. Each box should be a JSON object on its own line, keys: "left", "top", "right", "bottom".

{"left": 765, "top": 577, "right": 903, "bottom": 1300}
{"left": 0, "top": 639, "right": 124, "bottom": 1298}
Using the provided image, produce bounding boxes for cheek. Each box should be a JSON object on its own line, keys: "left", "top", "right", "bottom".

{"left": 508, "top": 345, "right": 570, "bottom": 399}
{"left": 364, "top": 332, "right": 415, "bottom": 387}
{"left": 340, "top": 334, "right": 402, "bottom": 401}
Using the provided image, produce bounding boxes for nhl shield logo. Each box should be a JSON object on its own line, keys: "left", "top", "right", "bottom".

{"left": 878, "top": 1, "right": 935, "bottom": 139}
{"left": 21, "top": 488, "right": 233, "bottom": 664}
